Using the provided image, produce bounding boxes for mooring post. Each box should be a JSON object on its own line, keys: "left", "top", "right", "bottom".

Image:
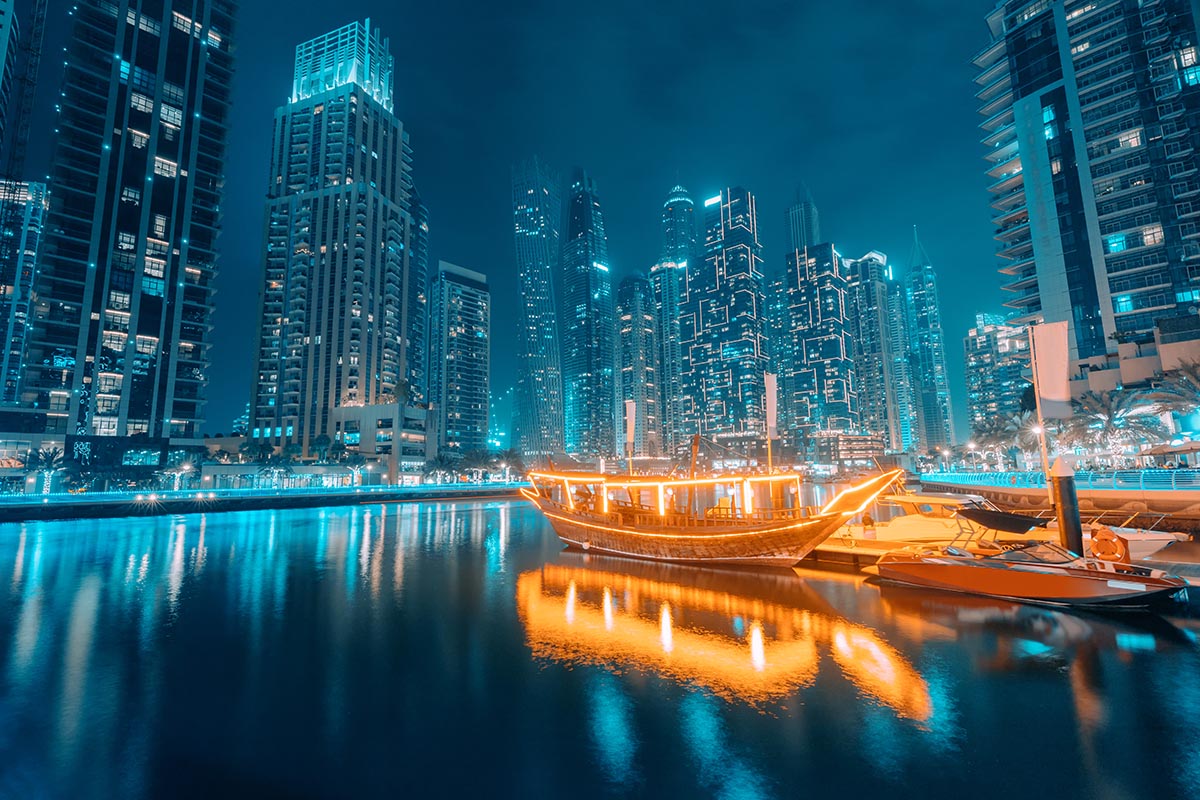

{"left": 1050, "top": 457, "right": 1084, "bottom": 556}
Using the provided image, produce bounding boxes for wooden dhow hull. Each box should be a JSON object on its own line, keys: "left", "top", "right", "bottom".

{"left": 521, "top": 470, "right": 904, "bottom": 567}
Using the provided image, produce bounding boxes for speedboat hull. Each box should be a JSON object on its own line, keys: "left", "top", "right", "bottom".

{"left": 867, "top": 553, "right": 1187, "bottom": 608}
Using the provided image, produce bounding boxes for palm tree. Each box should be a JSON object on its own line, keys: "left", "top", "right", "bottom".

{"left": 327, "top": 440, "right": 347, "bottom": 463}
{"left": 1060, "top": 389, "right": 1165, "bottom": 460}
{"left": 280, "top": 442, "right": 303, "bottom": 463}
{"left": 459, "top": 449, "right": 495, "bottom": 481}
{"left": 310, "top": 433, "right": 332, "bottom": 463}
{"left": 494, "top": 448, "right": 525, "bottom": 479}
{"left": 1149, "top": 360, "right": 1200, "bottom": 417}
{"left": 970, "top": 416, "right": 1012, "bottom": 468}
{"left": 423, "top": 456, "right": 458, "bottom": 484}
{"left": 23, "top": 447, "right": 67, "bottom": 493}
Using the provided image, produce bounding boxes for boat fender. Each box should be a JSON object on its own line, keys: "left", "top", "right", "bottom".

{"left": 1091, "top": 526, "right": 1129, "bottom": 562}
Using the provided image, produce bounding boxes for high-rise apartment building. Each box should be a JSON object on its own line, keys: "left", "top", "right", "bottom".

{"left": 250, "top": 20, "right": 422, "bottom": 453}
{"left": 0, "top": 180, "right": 45, "bottom": 404}
{"left": 975, "top": 0, "right": 1200, "bottom": 362}
{"left": 887, "top": 277, "right": 918, "bottom": 453}
{"left": 779, "top": 243, "right": 858, "bottom": 441}
{"left": 511, "top": 156, "right": 564, "bottom": 457}
{"left": 681, "top": 187, "right": 768, "bottom": 450}
{"left": 0, "top": 0, "right": 18, "bottom": 159}
{"left": 905, "top": 229, "right": 955, "bottom": 452}
{"left": 617, "top": 275, "right": 660, "bottom": 458}
{"left": 649, "top": 185, "right": 694, "bottom": 456}
{"left": 965, "top": 312, "right": 1029, "bottom": 431}
{"left": 846, "top": 250, "right": 903, "bottom": 451}
{"left": 786, "top": 188, "right": 820, "bottom": 252}
{"left": 560, "top": 169, "right": 617, "bottom": 458}
{"left": 23, "top": 0, "right": 235, "bottom": 437}
{"left": 428, "top": 261, "right": 490, "bottom": 457}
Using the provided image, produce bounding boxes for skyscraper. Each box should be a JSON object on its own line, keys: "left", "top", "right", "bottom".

{"left": 560, "top": 169, "right": 617, "bottom": 458}
{"left": 846, "top": 250, "right": 902, "bottom": 450}
{"left": 965, "top": 312, "right": 1028, "bottom": 431}
{"left": 780, "top": 243, "right": 857, "bottom": 441}
{"left": 786, "top": 187, "right": 820, "bottom": 252}
{"left": 975, "top": 0, "right": 1200, "bottom": 361}
{"left": 23, "top": 0, "right": 235, "bottom": 437}
{"left": 617, "top": 275, "right": 660, "bottom": 458}
{"left": 905, "top": 228, "right": 954, "bottom": 452}
{"left": 0, "top": 180, "right": 45, "bottom": 404}
{"left": 428, "top": 261, "right": 490, "bottom": 457}
{"left": 681, "top": 187, "right": 768, "bottom": 451}
{"left": 649, "top": 184, "right": 694, "bottom": 456}
{"left": 511, "top": 156, "right": 564, "bottom": 457}
{"left": 0, "top": 0, "right": 18, "bottom": 159}
{"left": 251, "top": 20, "right": 421, "bottom": 453}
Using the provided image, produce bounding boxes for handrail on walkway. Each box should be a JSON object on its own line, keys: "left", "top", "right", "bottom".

{"left": 919, "top": 470, "right": 1200, "bottom": 492}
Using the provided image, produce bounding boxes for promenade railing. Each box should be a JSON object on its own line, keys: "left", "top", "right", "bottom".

{"left": 919, "top": 470, "right": 1200, "bottom": 492}
{"left": 0, "top": 481, "right": 531, "bottom": 506}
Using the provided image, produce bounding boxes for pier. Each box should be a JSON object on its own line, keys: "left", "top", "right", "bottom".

{"left": 0, "top": 482, "right": 528, "bottom": 523}
{"left": 919, "top": 470, "right": 1200, "bottom": 533}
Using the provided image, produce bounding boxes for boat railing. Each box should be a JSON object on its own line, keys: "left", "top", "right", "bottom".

{"left": 920, "top": 469, "right": 1200, "bottom": 492}
{"left": 538, "top": 496, "right": 818, "bottom": 528}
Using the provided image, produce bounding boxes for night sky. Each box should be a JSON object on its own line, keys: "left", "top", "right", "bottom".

{"left": 32, "top": 0, "right": 1002, "bottom": 439}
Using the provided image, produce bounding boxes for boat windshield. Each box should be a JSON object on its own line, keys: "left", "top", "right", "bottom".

{"left": 985, "top": 542, "right": 1075, "bottom": 565}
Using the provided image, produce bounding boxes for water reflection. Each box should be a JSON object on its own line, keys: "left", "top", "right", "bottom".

{"left": 516, "top": 554, "right": 929, "bottom": 719}
{"left": 0, "top": 501, "right": 1197, "bottom": 798}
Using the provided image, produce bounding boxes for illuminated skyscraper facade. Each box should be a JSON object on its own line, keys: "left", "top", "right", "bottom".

{"left": 965, "top": 312, "right": 1028, "bottom": 431}
{"left": 846, "top": 250, "right": 903, "bottom": 450}
{"left": 23, "top": 0, "right": 235, "bottom": 437}
{"left": 251, "top": 20, "right": 421, "bottom": 452}
{"left": 975, "top": 0, "right": 1200, "bottom": 360}
{"left": 0, "top": 180, "right": 45, "bottom": 404}
{"left": 681, "top": 187, "right": 767, "bottom": 450}
{"left": 905, "top": 229, "right": 954, "bottom": 451}
{"left": 429, "top": 261, "right": 490, "bottom": 456}
{"left": 786, "top": 189, "right": 820, "bottom": 252}
{"left": 780, "top": 243, "right": 857, "bottom": 440}
{"left": 511, "top": 156, "right": 564, "bottom": 456}
{"left": 649, "top": 184, "right": 694, "bottom": 455}
{"left": 617, "top": 275, "right": 659, "bottom": 458}
{"left": 560, "top": 169, "right": 617, "bottom": 458}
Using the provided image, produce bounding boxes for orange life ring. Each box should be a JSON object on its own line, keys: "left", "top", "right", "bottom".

{"left": 1090, "top": 526, "right": 1129, "bottom": 562}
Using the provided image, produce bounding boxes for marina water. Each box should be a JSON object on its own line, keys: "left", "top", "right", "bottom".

{"left": 1, "top": 500, "right": 1198, "bottom": 798}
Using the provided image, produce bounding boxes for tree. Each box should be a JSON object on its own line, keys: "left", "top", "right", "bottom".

{"left": 22, "top": 447, "right": 68, "bottom": 493}
{"left": 459, "top": 449, "right": 496, "bottom": 481}
{"left": 970, "top": 416, "right": 1012, "bottom": 468}
{"left": 423, "top": 456, "right": 458, "bottom": 484}
{"left": 239, "top": 438, "right": 275, "bottom": 464}
{"left": 494, "top": 448, "right": 525, "bottom": 478}
{"left": 310, "top": 433, "right": 332, "bottom": 463}
{"left": 328, "top": 440, "right": 347, "bottom": 463}
{"left": 281, "top": 442, "right": 303, "bottom": 463}
{"left": 1149, "top": 360, "right": 1200, "bottom": 417}
{"left": 1059, "top": 389, "right": 1165, "bottom": 459}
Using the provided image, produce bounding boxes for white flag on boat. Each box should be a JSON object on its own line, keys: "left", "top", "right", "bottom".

{"left": 764, "top": 372, "right": 778, "bottom": 439}
{"left": 625, "top": 400, "right": 637, "bottom": 447}
{"left": 1030, "top": 321, "right": 1071, "bottom": 419}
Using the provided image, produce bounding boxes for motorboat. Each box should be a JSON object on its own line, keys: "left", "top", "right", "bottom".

{"left": 863, "top": 534, "right": 1189, "bottom": 609}
{"left": 816, "top": 491, "right": 1187, "bottom": 563}
{"left": 520, "top": 469, "right": 903, "bottom": 567}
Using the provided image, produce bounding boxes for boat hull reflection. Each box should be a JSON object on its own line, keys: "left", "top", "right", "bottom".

{"left": 516, "top": 553, "right": 931, "bottom": 719}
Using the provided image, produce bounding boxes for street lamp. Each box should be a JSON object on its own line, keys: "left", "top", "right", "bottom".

{"left": 967, "top": 441, "right": 978, "bottom": 471}
{"left": 940, "top": 448, "right": 950, "bottom": 470}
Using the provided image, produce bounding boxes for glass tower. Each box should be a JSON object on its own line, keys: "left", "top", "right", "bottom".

{"left": 975, "top": 0, "right": 1200, "bottom": 360}
{"left": 23, "top": 0, "right": 235, "bottom": 437}
{"left": 846, "top": 250, "right": 902, "bottom": 451}
{"left": 786, "top": 188, "right": 820, "bottom": 252}
{"left": 649, "top": 184, "right": 693, "bottom": 456}
{"left": 429, "top": 261, "right": 490, "bottom": 456}
{"left": 681, "top": 187, "right": 767, "bottom": 451}
{"left": 251, "top": 20, "right": 422, "bottom": 454}
{"left": 780, "top": 243, "right": 857, "bottom": 440}
{"left": 560, "top": 169, "right": 617, "bottom": 458}
{"left": 617, "top": 275, "right": 660, "bottom": 458}
{"left": 511, "top": 156, "right": 564, "bottom": 457}
{"left": 965, "top": 312, "right": 1029, "bottom": 430}
{"left": 905, "top": 228, "right": 955, "bottom": 452}
{"left": 0, "top": 180, "right": 45, "bottom": 404}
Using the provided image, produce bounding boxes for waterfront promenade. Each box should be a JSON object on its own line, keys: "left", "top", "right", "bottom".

{"left": 0, "top": 482, "right": 528, "bottom": 523}
{"left": 920, "top": 470, "right": 1200, "bottom": 532}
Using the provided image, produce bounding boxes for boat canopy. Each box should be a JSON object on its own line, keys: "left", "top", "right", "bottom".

{"left": 956, "top": 506, "right": 1048, "bottom": 535}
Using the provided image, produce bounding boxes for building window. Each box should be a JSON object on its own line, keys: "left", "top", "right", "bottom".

{"left": 153, "top": 157, "right": 178, "bottom": 178}
{"left": 130, "top": 93, "right": 154, "bottom": 114}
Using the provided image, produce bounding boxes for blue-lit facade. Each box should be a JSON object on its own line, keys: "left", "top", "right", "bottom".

{"left": 846, "top": 250, "right": 904, "bottom": 451}
{"left": 617, "top": 275, "right": 659, "bottom": 458}
{"left": 23, "top": 0, "right": 235, "bottom": 437}
{"left": 511, "top": 156, "right": 565, "bottom": 457}
{"left": 780, "top": 243, "right": 857, "bottom": 442}
{"left": 906, "top": 230, "right": 955, "bottom": 452}
{"left": 429, "top": 261, "right": 490, "bottom": 457}
{"left": 250, "top": 20, "right": 421, "bottom": 454}
{"left": 0, "top": 180, "right": 45, "bottom": 405}
{"left": 976, "top": 0, "right": 1200, "bottom": 360}
{"left": 649, "top": 184, "right": 694, "bottom": 456}
{"left": 560, "top": 169, "right": 617, "bottom": 458}
{"left": 681, "top": 187, "right": 767, "bottom": 450}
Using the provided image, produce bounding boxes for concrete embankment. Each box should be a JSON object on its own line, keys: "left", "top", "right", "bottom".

{"left": 0, "top": 485, "right": 526, "bottom": 524}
